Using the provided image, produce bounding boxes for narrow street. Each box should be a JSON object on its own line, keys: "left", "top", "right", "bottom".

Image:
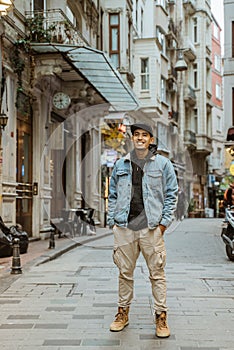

{"left": 0, "top": 218, "right": 233, "bottom": 350}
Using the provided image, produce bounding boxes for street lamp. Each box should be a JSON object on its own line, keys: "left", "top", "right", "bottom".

{"left": 175, "top": 49, "right": 188, "bottom": 72}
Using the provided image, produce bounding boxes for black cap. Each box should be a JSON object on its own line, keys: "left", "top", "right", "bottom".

{"left": 130, "top": 123, "right": 153, "bottom": 137}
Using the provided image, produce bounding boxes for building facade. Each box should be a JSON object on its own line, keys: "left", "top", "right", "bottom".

{"left": 0, "top": 0, "right": 140, "bottom": 236}
{"left": 131, "top": 0, "right": 214, "bottom": 215}
{"left": 207, "top": 15, "right": 225, "bottom": 216}
{"left": 223, "top": 0, "right": 234, "bottom": 133}
{"left": 0, "top": 0, "right": 220, "bottom": 238}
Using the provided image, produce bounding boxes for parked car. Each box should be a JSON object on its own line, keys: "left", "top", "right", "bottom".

{"left": 0, "top": 217, "right": 29, "bottom": 258}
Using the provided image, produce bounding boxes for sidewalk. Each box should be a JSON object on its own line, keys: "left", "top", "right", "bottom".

{"left": 0, "top": 219, "right": 233, "bottom": 349}
{"left": 0, "top": 220, "right": 181, "bottom": 278}
{"left": 0, "top": 226, "right": 112, "bottom": 277}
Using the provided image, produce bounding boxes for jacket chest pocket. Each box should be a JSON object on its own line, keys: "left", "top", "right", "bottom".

{"left": 116, "top": 169, "right": 130, "bottom": 191}
{"left": 117, "top": 169, "right": 129, "bottom": 182}
{"left": 147, "top": 170, "right": 162, "bottom": 190}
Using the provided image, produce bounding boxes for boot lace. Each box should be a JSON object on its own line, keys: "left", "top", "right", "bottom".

{"left": 157, "top": 314, "right": 168, "bottom": 329}
{"left": 114, "top": 311, "right": 126, "bottom": 323}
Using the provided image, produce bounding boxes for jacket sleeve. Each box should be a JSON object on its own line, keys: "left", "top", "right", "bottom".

{"left": 107, "top": 165, "right": 118, "bottom": 228}
{"left": 160, "top": 160, "right": 178, "bottom": 227}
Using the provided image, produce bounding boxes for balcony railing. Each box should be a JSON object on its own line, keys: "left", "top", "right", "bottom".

{"left": 184, "top": 130, "right": 196, "bottom": 145}
{"left": 25, "top": 9, "right": 88, "bottom": 46}
{"left": 184, "top": 84, "right": 196, "bottom": 106}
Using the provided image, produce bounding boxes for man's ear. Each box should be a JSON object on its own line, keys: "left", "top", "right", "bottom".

{"left": 150, "top": 137, "right": 154, "bottom": 144}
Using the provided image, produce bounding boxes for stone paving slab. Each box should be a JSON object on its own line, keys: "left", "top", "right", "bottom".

{"left": 0, "top": 219, "right": 234, "bottom": 349}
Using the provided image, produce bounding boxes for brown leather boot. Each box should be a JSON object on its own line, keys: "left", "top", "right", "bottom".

{"left": 110, "top": 307, "right": 129, "bottom": 332}
{"left": 155, "top": 311, "right": 170, "bottom": 338}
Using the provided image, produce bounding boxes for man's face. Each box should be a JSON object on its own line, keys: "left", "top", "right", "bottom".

{"left": 132, "top": 129, "right": 154, "bottom": 150}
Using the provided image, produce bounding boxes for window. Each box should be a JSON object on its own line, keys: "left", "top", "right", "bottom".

{"left": 193, "top": 18, "right": 198, "bottom": 43}
{"left": 140, "top": 58, "right": 149, "bottom": 90}
{"left": 192, "top": 109, "right": 198, "bottom": 133}
{"left": 161, "top": 77, "right": 166, "bottom": 102}
{"left": 215, "top": 83, "right": 221, "bottom": 100}
{"left": 156, "top": 27, "right": 166, "bottom": 53}
{"left": 157, "top": 123, "right": 168, "bottom": 151}
{"left": 213, "top": 22, "right": 219, "bottom": 40}
{"left": 214, "top": 54, "right": 221, "bottom": 72}
{"left": 217, "top": 147, "right": 222, "bottom": 168}
{"left": 109, "top": 13, "right": 120, "bottom": 68}
{"left": 193, "top": 63, "right": 198, "bottom": 88}
{"left": 217, "top": 115, "right": 221, "bottom": 132}
{"left": 232, "top": 22, "right": 234, "bottom": 57}
{"left": 136, "top": 0, "right": 138, "bottom": 29}
{"left": 33, "top": 0, "right": 44, "bottom": 10}
{"left": 141, "top": 8, "right": 143, "bottom": 36}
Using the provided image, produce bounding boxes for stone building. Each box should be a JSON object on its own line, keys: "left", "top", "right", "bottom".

{"left": 0, "top": 0, "right": 140, "bottom": 236}
{"left": 0, "top": 0, "right": 217, "bottom": 237}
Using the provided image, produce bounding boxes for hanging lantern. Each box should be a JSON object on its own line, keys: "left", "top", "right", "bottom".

{"left": 175, "top": 50, "right": 188, "bottom": 72}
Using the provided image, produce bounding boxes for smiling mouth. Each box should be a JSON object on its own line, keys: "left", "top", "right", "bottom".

{"left": 135, "top": 142, "right": 146, "bottom": 147}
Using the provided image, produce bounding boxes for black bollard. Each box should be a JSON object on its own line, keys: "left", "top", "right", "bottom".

{"left": 11, "top": 238, "right": 22, "bottom": 275}
{"left": 48, "top": 230, "right": 55, "bottom": 249}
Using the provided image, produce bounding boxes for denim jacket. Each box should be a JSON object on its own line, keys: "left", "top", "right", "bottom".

{"left": 107, "top": 152, "right": 178, "bottom": 229}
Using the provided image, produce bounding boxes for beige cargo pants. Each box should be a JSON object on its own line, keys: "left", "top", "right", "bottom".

{"left": 112, "top": 225, "right": 167, "bottom": 313}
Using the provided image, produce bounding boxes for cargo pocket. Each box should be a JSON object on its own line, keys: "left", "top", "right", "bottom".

{"left": 113, "top": 247, "right": 121, "bottom": 268}
{"left": 152, "top": 227, "right": 165, "bottom": 253}
{"left": 156, "top": 250, "right": 166, "bottom": 269}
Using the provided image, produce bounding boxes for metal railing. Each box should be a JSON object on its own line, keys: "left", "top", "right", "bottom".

{"left": 184, "top": 129, "right": 196, "bottom": 145}
{"left": 25, "top": 9, "right": 88, "bottom": 46}
{"left": 184, "top": 84, "right": 196, "bottom": 101}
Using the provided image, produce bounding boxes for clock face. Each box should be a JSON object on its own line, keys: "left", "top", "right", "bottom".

{"left": 53, "top": 92, "right": 71, "bottom": 110}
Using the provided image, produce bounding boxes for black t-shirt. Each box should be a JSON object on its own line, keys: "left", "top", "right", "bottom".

{"left": 128, "top": 150, "right": 149, "bottom": 230}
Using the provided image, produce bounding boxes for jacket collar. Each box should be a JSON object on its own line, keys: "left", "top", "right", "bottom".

{"left": 123, "top": 150, "right": 156, "bottom": 162}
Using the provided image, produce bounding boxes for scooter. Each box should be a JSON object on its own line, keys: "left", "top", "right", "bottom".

{"left": 221, "top": 206, "right": 234, "bottom": 261}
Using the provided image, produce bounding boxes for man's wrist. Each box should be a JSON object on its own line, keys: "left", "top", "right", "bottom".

{"left": 159, "top": 224, "right": 166, "bottom": 234}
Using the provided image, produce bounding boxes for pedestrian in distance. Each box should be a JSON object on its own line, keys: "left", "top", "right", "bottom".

{"left": 107, "top": 123, "right": 178, "bottom": 338}
{"left": 176, "top": 187, "right": 186, "bottom": 220}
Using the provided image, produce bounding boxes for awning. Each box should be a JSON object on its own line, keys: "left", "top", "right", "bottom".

{"left": 30, "top": 44, "right": 139, "bottom": 111}
{"left": 104, "top": 112, "right": 135, "bottom": 125}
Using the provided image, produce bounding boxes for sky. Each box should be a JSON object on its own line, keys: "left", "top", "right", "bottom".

{"left": 211, "top": 0, "right": 224, "bottom": 51}
{"left": 211, "top": 0, "right": 224, "bottom": 29}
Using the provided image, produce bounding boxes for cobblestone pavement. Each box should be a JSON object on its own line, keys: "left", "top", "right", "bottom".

{"left": 0, "top": 219, "right": 233, "bottom": 349}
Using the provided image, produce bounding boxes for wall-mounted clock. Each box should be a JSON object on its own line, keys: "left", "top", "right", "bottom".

{"left": 52, "top": 92, "right": 71, "bottom": 110}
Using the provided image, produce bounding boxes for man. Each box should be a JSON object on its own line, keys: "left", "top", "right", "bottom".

{"left": 107, "top": 123, "right": 178, "bottom": 338}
